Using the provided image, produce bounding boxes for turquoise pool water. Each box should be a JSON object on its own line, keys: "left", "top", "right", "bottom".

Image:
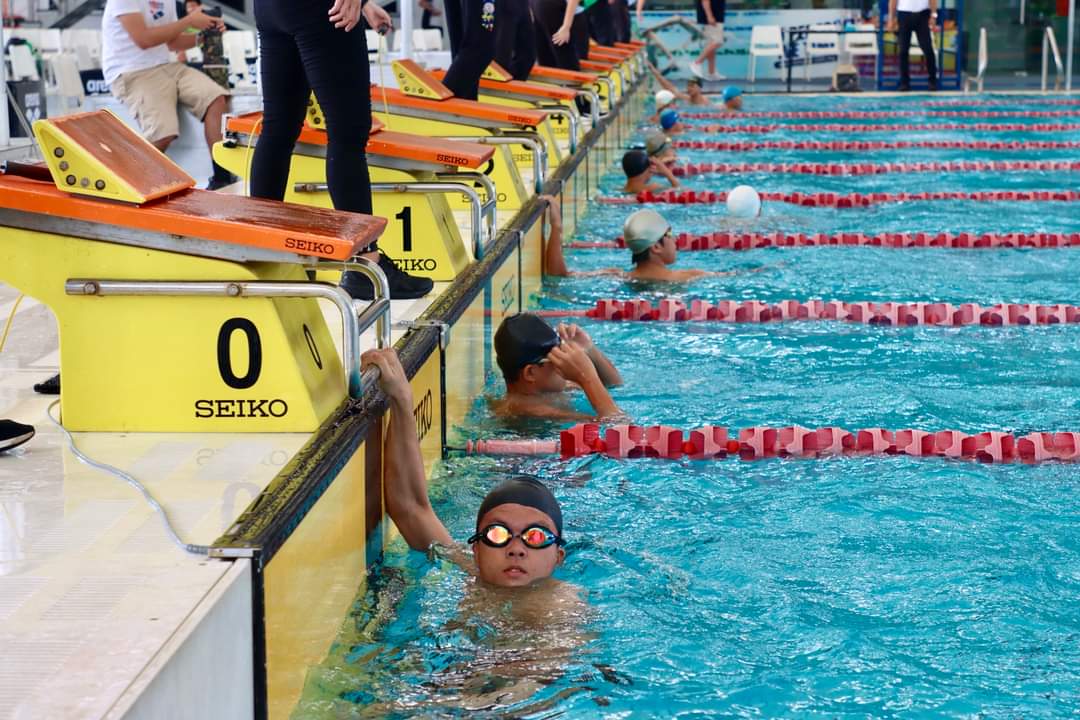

{"left": 296, "top": 94, "right": 1080, "bottom": 718}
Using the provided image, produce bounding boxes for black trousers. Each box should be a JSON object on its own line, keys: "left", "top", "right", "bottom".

{"left": 898, "top": 9, "right": 937, "bottom": 87}
{"left": 585, "top": 0, "right": 615, "bottom": 47}
{"left": 531, "top": 0, "right": 580, "bottom": 70}
{"left": 251, "top": 0, "right": 373, "bottom": 222}
{"left": 494, "top": 0, "right": 537, "bottom": 80}
{"left": 612, "top": 0, "right": 630, "bottom": 43}
{"left": 443, "top": 0, "right": 496, "bottom": 98}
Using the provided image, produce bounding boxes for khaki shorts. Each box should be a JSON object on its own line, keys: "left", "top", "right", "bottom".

{"left": 703, "top": 23, "right": 725, "bottom": 44}
{"left": 111, "top": 62, "right": 230, "bottom": 144}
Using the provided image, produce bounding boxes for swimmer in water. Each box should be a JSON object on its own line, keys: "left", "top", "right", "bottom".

{"left": 647, "top": 62, "right": 716, "bottom": 107}
{"left": 658, "top": 108, "right": 684, "bottom": 135}
{"left": 361, "top": 347, "right": 595, "bottom": 711}
{"left": 490, "top": 312, "right": 624, "bottom": 421}
{"left": 721, "top": 85, "right": 743, "bottom": 113}
{"left": 649, "top": 88, "right": 677, "bottom": 123}
{"left": 541, "top": 198, "right": 742, "bottom": 282}
{"left": 645, "top": 129, "right": 678, "bottom": 167}
{"left": 622, "top": 149, "right": 679, "bottom": 194}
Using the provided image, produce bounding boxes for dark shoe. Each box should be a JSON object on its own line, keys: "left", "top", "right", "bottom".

{"left": 928, "top": 80, "right": 938, "bottom": 91}
{"left": 898, "top": 82, "right": 910, "bottom": 92}
{"left": 341, "top": 253, "right": 434, "bottom": 301}
{"left": 33, "top": 373, "right": 60, "bottom": 395}
{"left": 206, "top": 174, "right": 237, "bottom": 191}
{"left": 0, "top": 419, "right": 35, "bottom": 453}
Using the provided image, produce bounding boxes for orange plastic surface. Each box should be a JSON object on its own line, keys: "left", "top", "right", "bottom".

{"left": 528, "top": 65, "right": 601, "bottom": 85}
{"left": 370, "top": 85, "right": 546, "bottom": 127}
{"left": 580, "top": 59, "right": 618, "bottom": 71}
{"left": 0, "top": 174, "right": 385, "bottom": 261}
{"left": 226, "top": 112, "right": 495, "bottom": 169}
{"left": 589, "top": 45, "right": 634, "bottom": 59}
{"left": 429, "top": 69, "right": 579, "bottom": 101}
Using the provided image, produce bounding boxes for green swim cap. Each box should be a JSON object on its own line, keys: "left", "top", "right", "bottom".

{"left": 623, "top": 209, "right": 671, "bottom": 254}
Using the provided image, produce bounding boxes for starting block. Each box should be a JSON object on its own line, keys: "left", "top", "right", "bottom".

{"left": 528, "top": 65, "right": 614, "bottom": 116}
{"left": 430, "top": 63, "right": 587, "bottom": 154}
{"left": 216, "top": 111, "right": 497, "bottom": 281}
{"left": 373, "top": 61, "right": 555, "bottom": 202}
{"left": 0, "top": 110, "right": 391, "bottom": 433}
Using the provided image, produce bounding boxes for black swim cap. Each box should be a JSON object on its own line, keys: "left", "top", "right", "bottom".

{"left": 622, "top": 149, "right": 650, "bottom": 179}
{"left": 494, "top": 313, "right": 560, "bottom": 382}
{"left": 476, "top": 476, "right": 563, "bottom": 535}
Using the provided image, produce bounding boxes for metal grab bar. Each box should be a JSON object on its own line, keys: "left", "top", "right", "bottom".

{"left": 444, "top": 133, "right": 549, "bottom": 193}
{"left": 294, "top": 180, "right": 489, "bottom": 260}
{"left": 435, "top": 171, "right": 497, "bottom": 245}
{"left": 536, "top": 104, "right": 580, "bottom": 153}
{"left": 64, "top": 279, "right": 385, "bottom": 399}
{"left": 964, "top": 27, "right": 988, "bottom": 93}
{"left": 1043, "top": 26, "right": 1064, "bottom": 93}
{"left": 576, "top": 89, "right": 602, "bottom": 125}
{"left": 331, "top": 256, "right": 392, "bottom": 350}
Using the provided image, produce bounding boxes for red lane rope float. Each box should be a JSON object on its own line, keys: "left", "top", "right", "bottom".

{"left": 464, "top": 423, "right": 1080, "bottom": 463}
{"left": 670, "top": 159, "right": 1080, "bottom": 177}
{"left": 568, "top": 231, "right": 1080, "bottom": 251}
{"left": 672, "top": 139, "right": 1080, "bottom": 152}
{"left": 596, "top": 189, "right": 1080, "bottom": 208}
{"left": 926, "top": 98, "right": 1080, "bottom": 107}
{"left": 683, "top": 109, "right": 1080, "bottom": 119}
{"left": 684, "top": 122, "right": 1080, "bottom": 135}
{"left": 535, "top": 297, "right": 1080, "bottom": 326}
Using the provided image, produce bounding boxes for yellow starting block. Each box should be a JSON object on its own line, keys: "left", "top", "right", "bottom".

{"left": 0, "top": 110, "right": 391, "bottom": 433}
{"left": 374, "top": 61, "right": 557, "bottom": 203}
{"left": 215, "top": 112, "right": 499, "bottom": 281}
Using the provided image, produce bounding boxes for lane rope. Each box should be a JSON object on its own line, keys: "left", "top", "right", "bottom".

{"left": 672, "top": 139, "right": 1080, "bottom": 152}
{"left": 680, "top": 122, "right": 1080, "bottom": 135}
{"left": 598, "top": 189, "right": 1080, "bottom": 208}
{"left": 535, "top": 297, "right": 1080, "bottom": 327}
{"left": 924, "top": 97, "right": 1080, "bottom": 107}
{"left": 670, "top": 159, "right": 1080, "bottom": 177}
{"left": 571, "top": 231, "right": 1080, "bottom": 252}
{"left": 683, "top": 109, "right": 1080, "bottom": 119}
{"left": 463, "top": 423, "right": 1080, "bottom": 464}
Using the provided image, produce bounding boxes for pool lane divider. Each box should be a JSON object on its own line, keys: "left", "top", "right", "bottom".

{"left": 461, "top": 423, "right": 1080, "bottom": 464}
{"left": 535, "top": 297, "right": 1080, "bottom": 326}
{"left": 926, "top": 98, "right": 1080, "bottom": 107}
{"left": 571, "top": 231, "right": 1080, "bottom": 251}
{"left": 682, "top": 123, "right": 1080, "bottom": 135}
{"left": 683, "top": 109, "right": 1080, "bottom": 120}
{"left": 671, "top": 160, "right": 1080, "bottom": 177}
{"left": 599, "top": 189, "right": 1080, "bottom": 208}
{"left": 673, "top": 139, "right": 1080, "bottom": 152}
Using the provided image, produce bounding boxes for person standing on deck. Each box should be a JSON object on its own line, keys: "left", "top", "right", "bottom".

{"left": 886, "top": 0, "right": 938, "bottom": 91}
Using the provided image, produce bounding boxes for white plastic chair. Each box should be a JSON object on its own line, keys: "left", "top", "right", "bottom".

{"left": 804, "top": 24, "right": 839, "bottom": 80}
{"left": 47, "top": 53, "right": 85, "bottom": 109}
{"left": 366, "top": 29, "right": 381, "bottom": 54}
{"left": 747, "top": 25, "right": 784, "bottom": 83}
{"left": 61, "top": 29, "right": 102, "bottom": 70}
{"left": 222, "top": 31, "right": 258, "bottom": 88}
{"left": 8, "top": 44, "right": 40, "bottom": 81}
{"left": 844, "top": 24, "right": 878, "bottom": 85}
{"left": 392, "top": 29, "right": 444, "bottom": 52}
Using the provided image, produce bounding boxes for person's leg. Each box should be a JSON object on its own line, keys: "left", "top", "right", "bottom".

{"left": 897, "top": 10, "right": 914, "bottom": 89}
{"left": 586, "top": 0, "right": 614, "bottom": 47}
{"left": 175, "top": 63, "right": 234, "bottom": 187}
{"left": 913, "top": 9, "right": 937, "bottom": 87}
{"left": 571, "top": 11, "right": 589, "bottom": 61}
{"left": 614, "top": 0, "right": 630, "bottom": 44}
{"left": 493, "top": 0, "right": 523, "bottom": 76}
{"left": 512, "top": 4, "right": 538, "bottom": 79}
{"left": 112, "top": 65, "right": 181, "bottom": 151}
{"left": 442, "top": 0, "right": 497, "bottom": 99}
{"left": 443, "top": 0, "right": 464, "bottom": 55}
{"left": 249, "top": 21, "right": 310, "bottom": 201}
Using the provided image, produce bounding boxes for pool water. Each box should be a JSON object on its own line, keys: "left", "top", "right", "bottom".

{"left": 294, "top": 94, "right": 1080, "bottom": 718}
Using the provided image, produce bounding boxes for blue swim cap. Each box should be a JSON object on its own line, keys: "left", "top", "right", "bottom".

{"left": 659, "top": 108, "right": 679, "bottom": 130}
{"left": 722, "top": 86, "right": 743, "bottom": 103}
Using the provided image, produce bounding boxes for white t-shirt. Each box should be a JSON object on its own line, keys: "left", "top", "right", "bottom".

{"left": 897, "top": 0, "right": 931, "bottom": 12}
{"left": 102, "top": 0, "right": 175, "bottom": 85}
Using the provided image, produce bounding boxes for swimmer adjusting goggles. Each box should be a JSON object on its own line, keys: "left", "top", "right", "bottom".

{"left": 468, "top": 523, "right": 565, "bottom": 549}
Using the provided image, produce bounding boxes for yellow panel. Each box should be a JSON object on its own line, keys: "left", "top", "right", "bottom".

{"left": 482, "top": 62, "right": 514, "bottom": 81}
{"left": 392, "top": 59, "right": 454, "bottom": 99}
{"left": 443, "top": 292, "right": 487, "bottom": 430}
{"left": 0, "top": 227, "right": 343, "bottom": 432}
{"left": 490, "top": 243, "right": 520, "bottom": 335}
{"left": 519, "top": 217, "right": 544, "bottom": 305}
{"left": 305, "top": 93, "right": 325, "bottom": 130}
{"left": 264, "top": 446, "right": 367, "bottom": 720}
{"left": 408, "top": 350, "right": 443, "bottom": 476}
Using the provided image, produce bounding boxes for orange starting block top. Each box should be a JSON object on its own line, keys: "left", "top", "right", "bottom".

{"left": 370, "top": 84, "right": 548, "bottom": 128}
{"left": 226, "top": 112, "right": 495, "bottom": 169}
{"left": 0, "top": 172, "right": 385, "bottom": 262}
{"left": 528, "top": 65, "right": 602, "bottom": 86}
{"left": 428, "top": 69, "right": 580, "bottom": 102}
{"left": 580, "top": 58, "right": 619, "bottom": 72}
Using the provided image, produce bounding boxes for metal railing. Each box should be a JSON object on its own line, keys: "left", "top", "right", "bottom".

{"left": 445, "top": 133, "right": 549, "bottom": 193}
{"left": 964, "top": 27, "right": 987, "bottom": 93}
{"left": 1043, "top": 26, "right": 1064, "bottom": 93}
{"left": 64, "top": 274, "right": 391, "bottom": 399}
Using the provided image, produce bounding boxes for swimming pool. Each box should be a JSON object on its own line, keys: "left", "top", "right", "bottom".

{"left": 296, "top": 93, "right": 1080, "bottom": 717}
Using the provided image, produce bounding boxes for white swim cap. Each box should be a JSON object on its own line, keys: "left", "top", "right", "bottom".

{"left": 727, "top": 185, "right": 761, "bottom": 219}
{"left": 655, "top": 89, "right": 675, "bottom": 108}
{"left": 623, "top": 209, "right": 671, "bottom": 254}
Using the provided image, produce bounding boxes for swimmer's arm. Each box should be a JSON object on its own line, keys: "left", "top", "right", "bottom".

{"left": 646, "top": 61, "right": 689, "bottom": 101}
{"left": 540, "top": 194, "right": 570, "bottom": 277}
{"left": 365, "top": 349, "right": 454, "bottom": 551}
{"left": 650, "top": 161, "right": 680, "bottom": 188}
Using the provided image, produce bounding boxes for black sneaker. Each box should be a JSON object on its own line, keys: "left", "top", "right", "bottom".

{"left": 898, "top": 82, "right": 910, "bottom": 92}
{"left": 0, "top": 419, "right": 34, "bottom": 453}
{"left": 33, "top": 373, "right": 60, "bottom": 395}
{"left": 206, "top": 174, "right": 237, "bottom": 191}
{"left": 341, "top": 253, "right": 434, "bottom": 301}
{"left": 928, "top": 80, "right": 938, "bottom": 91}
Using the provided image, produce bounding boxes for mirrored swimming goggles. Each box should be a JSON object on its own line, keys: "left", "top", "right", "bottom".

{"left": 468, "top": 523, "right": 564, "bottom": 549}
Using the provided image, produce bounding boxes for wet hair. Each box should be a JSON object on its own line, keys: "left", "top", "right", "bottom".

{"left": 687, "top": 78, "right": 702, "bottom": 88}
{"left": 631, "top": 248, "right": 651, "bottom": 264}
{"left": 494, "top": 313, "right": 560, "bottom": 384}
